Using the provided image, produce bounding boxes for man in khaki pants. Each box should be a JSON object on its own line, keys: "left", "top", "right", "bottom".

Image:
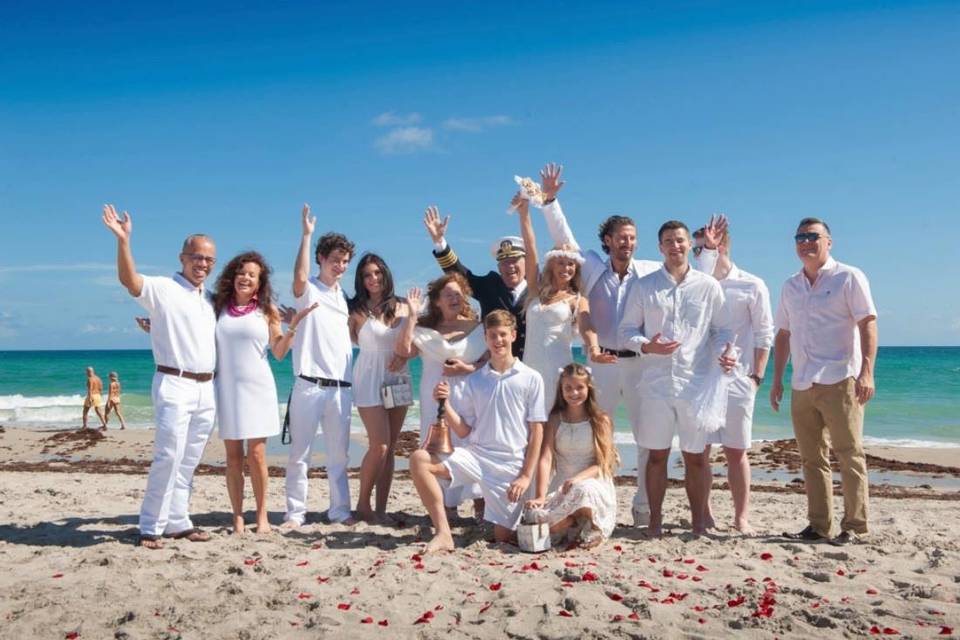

{"left": 770, "top": 217, "right": 878, "bottom": 546}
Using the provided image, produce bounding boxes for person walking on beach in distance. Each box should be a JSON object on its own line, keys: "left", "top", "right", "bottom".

{"left": 771, "top": 217, "right": 878, "bottom": 546}
{"left": 213, "top": 251, "right": 315, "bottom": 535}
{"left": 410, "top": 310, "right": 545, "bottom": 553}
{"left": 82, "top": 367, "right": 107, "bottom": 430}
{"left": 693, "top": 219, "right": 774, "bottom": 534}
{"left": 424, "top": 206, "right": 529, "bottom": 358}
{"left": 619, "top": 221, "right": 736, "bottom": 536}
{"left": 283, "top": 205, "right": 357, "bottom": 529}
{"left": 102, "top": 204, "right": 217, "bottom": 549}
{"left": 103, "top": 372, "right": 127, "bottom": 430}
{"left": 536, "top": 163, "right": 659, "bottom": 527}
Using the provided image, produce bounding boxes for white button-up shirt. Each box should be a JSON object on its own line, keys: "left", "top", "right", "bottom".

{"left": 541, "top": 199, "right": 659, "bottom": 348}
{"left": 716, "top": 263, "right": 774, "bottom": 376}
{"left": 454, "top": 359, "right": 547, "bottom": 461}
{"left": 619, "top": 266, "right": 732, "bottom": 398}
{"left": 775, "top": 257, "right": 877, "bottom": 390}
{"left": 292, "top": 276, "right": 353, "bottom": 382}
{"left": 137, "top": 273, "right": 216, "bottom": 373}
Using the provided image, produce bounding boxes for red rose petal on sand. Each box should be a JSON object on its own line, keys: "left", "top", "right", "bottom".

{"left": 677, "top": 574, "right": 689, "bottom": 580}
{"left": 360, "top": 617, "right": 373, "bottom": 624}
{"left": 564, "top": 561, "right": 580, "bottom": 568}
{"left": 337, "top": 603, "right": 351, "bottom": 610}
{"left": 939, "top": 627, "right": 953, "bottom": 635}
{"left": 662, "top": 569, "right": 674, "bottom": 578}
{"left": 479, "top": 603, "right": 492, "bottom": 614}
{"left": 698, "top": 618, "right": 706, "bottom": 624}
{"left": 836, "top": 568, "right": 846, "bottom": 576}
{"left": 882, "top": 628, "right": 899, "bottom": 635}
{"left": 648, "top": 556, "right": 657, "bottom": 563}
{"left": 317, "top": 576, "right": 330, "bottom": 583}
{"left": 582, "top": 571, "right": 599, "bottom": 582}
{"left": 562, "top": 581, "right": 573, "bottom": 588}
{"left": 727, "top": 596, "right": 746, "bottom": 608}
{"left": 613, "top": 545, "right": 623, "bottom": 552}
{"left": 692, "top": 576, "right": 703, "bottom": 582}
{"left": 52, "top": 574, "right": 64, "bottom": 579}
{"left": 296, "top": 561, "right": 308, "bottom": 567}
{"left": 243, "top": 558, "right": 258, "bottom": 566}
{"left": 297, "top": 592, "right": 311, "bottom": 600}
{"left": 414, "top": 563, "right": 425, "bottom": 570}
{"left": 414, "top": 610, "right": 435, "bottom": 624}
{"left": 696, "top": 565, "right": 709, "bottom": 572}
{"left": 489, "top": 582, "right": 502, "bottom": 591}
{"left": 628, "top": 612, "right": 640, "bottom": 621}
{"left": 683, "top": 558, "right": 695, "bottom": 564}
{"left": 611, "top": 614, "right": 624, "bottom": 622}
{"left": 65, "top": 634, "right": 79, "bottom": 639}
{"left": 866, "top": 589, "right": 878, "bottom": 595}
{"left": 870, "top": 625, "right": 882, "bottom": 635}
{"left": 760, "top": 552, "right": 773, "bottom": 561}
{"left": 350, "top": 587, "right": 360, "bottom": 595}
{"left": 378, "top": 619, "right": 389, "bottom": 626}
{"left": 558, "top": 610, "right": 573, "bottom": 617}
{"left": 608, "top": 593, "right": 624, "bottom": 602}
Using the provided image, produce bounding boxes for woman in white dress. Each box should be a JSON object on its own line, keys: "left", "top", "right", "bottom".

{"left": 396, "top": 272, "right": 485, "bottom": 514}
{"left": 526, "top": 363, "right": 619, "bottom": 547}
{"left": 349, "top": 253, "right": 413, "bottom": 524}
{"left": 214, "top": 251, "right": 316, "bottom": 535}
{"left": 512, "top": 193, "right": 612, "bottom": 408}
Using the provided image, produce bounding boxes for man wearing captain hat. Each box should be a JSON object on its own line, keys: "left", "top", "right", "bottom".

{"left": 423, "top": 206, "right": 529, "bottom": 358}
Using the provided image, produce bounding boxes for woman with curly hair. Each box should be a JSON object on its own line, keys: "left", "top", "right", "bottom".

{"left": 213, "top": 251, "right": 315, "bottom": 534}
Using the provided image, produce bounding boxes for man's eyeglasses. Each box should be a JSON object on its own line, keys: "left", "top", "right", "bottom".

{"left": 184, "top": 253, "right": 216, "bottom": 265}
{"left": 794, "top": 232, "right": 826, "bottom": 244}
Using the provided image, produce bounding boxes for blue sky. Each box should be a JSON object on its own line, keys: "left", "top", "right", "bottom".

{"left": 1, "top": 0, "right": 957, "bottom": 349}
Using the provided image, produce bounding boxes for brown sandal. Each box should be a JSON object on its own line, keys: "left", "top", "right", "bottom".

{"left": 137, "top": 534, "right": 164, "bottom": 550}
{"left": 164, "top": 528, "right": 210, "bottom": 542}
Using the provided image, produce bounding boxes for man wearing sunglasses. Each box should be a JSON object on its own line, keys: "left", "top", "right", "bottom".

{"left": 102, "top": 205, "right": 218, "bottom": 549}
{"left": 771, "top": 218, "right": 878, "bottom": 546}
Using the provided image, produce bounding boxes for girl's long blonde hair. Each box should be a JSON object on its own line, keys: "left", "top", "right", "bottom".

{"left": 549, "top": 363, "right": 619, "bottom": 478}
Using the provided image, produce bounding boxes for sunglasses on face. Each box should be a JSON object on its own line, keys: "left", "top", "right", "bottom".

{"left": 184, "top": 253, "right": 216, "bottom": 265}
{"left": 794, "top": 232, "right": 826, "bottom": 244}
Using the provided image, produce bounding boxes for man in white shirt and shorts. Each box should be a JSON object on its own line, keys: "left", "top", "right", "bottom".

{"left": 619, "top": 220, "right": 736, "bottom": 536}
{"left": 102, "top": 204, "right": 217, "bottom": 549}
{"left": 771, "top": 217, "right": 878, "bottom": 546}
{"left": 409, "top": 310, "right": 546, "bottom": 553}
{"left": 283, "top": 205, "right": 357, "bottom": 528}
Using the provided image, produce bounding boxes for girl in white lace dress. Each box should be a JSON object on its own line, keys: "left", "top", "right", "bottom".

{"left": 512, "top": 193, "right": 612, "bottom": 408}
{"left": 526, "top": 363, "right": 619, "bottom": 547}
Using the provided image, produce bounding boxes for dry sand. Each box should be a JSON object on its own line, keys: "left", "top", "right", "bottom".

{"left": 0, "top": 426, "right": 958, "bottom": 638}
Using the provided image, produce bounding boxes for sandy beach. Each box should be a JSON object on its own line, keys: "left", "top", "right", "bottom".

{"left": 1, "top": 425, "right": 958, "bottom": 639}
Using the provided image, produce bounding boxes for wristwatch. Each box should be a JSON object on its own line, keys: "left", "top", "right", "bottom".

{"left": 749, "top": 374, "right": 763, "bottom": 387}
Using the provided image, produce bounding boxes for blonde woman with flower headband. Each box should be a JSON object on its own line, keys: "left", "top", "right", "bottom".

{"left": 511, "top": 192, "right": 613, "bottom": 409}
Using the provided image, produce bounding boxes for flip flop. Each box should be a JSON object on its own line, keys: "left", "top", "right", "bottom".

{"left": 137, "top": 533, "right": 164, "bottom": 550}
{"left": 163, "top": 528, "right": 211, "bottom": 542}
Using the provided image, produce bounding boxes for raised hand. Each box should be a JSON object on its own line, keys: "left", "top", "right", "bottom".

{"left": 540, "top": 162, "right": 565, "bottom": 201}
{"left": 640, "top": 332, "right": 682, "bottom": 356}
{"left": 510, "top": 191, "right": 530, "bottom": 217}
{"left": 289, "top": 302, "right": 319, "bottom": 329}
{"left": 102, "top": 204, "right": 132, "bottom": 240}
{"left": 703, "top": 213, "right": 728, "bottom": 249}
{"left": 135, "top": 317, "right": 151, "bottom": 333}
{"left": 278, "top": 304, "right": 296, "bottom": 325}
{"left": 423, "top": 206, "right": 450, "bottom": 244}
{"left": 406, "top": 287, "right": 423, "bottom": 316}
{"left": 301, "top": 203, "right": 316, "bottom": 237}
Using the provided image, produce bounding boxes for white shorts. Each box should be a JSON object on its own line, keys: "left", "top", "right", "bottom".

{"left": 443, "top": 447, "right": 524, "bottom": 530}
{"left": 707, "top": 376, "right": 756, "bottom": 450}
{"left": 636, "top": 394, "right": 707, "bottom": 454}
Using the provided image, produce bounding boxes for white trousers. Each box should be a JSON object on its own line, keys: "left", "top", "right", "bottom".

{"left": 285, "top": 378, "right": 353, "bottom": 524}
{"left": 140, "top": 373, "right": 216, "bottom": 536}
{"left": 592, "top": 357, "right": 649, "bottom": 514}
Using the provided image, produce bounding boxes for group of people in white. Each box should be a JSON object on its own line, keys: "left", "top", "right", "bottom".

{"left": 102, "top": 162, "right": 878, "bottom": 552}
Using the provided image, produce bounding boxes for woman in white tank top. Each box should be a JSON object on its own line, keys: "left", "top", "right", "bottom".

{"left": 213, "top": 252, "right": 316, "bottom": 534}
{"left": 348, "top": 254, "right": 413, "bottom": 524}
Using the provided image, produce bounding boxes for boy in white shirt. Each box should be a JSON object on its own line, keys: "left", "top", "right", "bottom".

{"left": 410, "top": 310, "right": 546, "bottom": 553}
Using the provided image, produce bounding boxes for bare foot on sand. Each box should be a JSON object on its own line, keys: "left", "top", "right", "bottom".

{"left": 356, "top": 509, "right": 377, "bottom": 524}
{"left": 138, "top": 535, "right": 163, "bottom": 550}
{"left": 233, "top": 515, "right": 246, "bottom": 535}
{"left": 734, "top": 521, "right": 756, "bottom": 536}
{"left": 255, "top": 521, "right": 273, "bottom": 535}
{"left": 425, "top": 533, "right": 455, "bottom": 554}
{"left": 280, "top": 520, "right": 301, "bottom": 530}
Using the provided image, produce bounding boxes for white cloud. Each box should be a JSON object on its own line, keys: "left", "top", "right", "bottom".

{"left": 372, "top": 111, "right": 422, "bottom": 127}
{"left": 375, "top": 126, "right": 434, "bottom": 155}
{"left": 442, "top": 115, "right": 514, "bottom": 133}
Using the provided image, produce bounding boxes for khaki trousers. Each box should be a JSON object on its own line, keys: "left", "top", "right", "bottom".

{"left": 791, "top": 377, "right": 868, "bottom": 537}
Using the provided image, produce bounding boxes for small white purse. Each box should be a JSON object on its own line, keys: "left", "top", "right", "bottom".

{"left": 517, "top": 507, "right": 552, "bottom": 553}
{"left": 380, "top": 375, "right": 413, "bottom": 409}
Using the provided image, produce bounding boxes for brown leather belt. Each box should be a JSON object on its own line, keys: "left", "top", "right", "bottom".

{"left": 156, "top": 365, "right": 214, "bottom": 382}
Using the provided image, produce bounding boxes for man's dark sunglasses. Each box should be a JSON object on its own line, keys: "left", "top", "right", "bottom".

{"left": 794, "top": 232, "right": 825, "bottom": 244}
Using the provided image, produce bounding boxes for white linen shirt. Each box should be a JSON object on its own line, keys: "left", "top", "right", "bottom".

{"left": 136, "top": 273, "right": 216, "bottom": 373}
{"left": 618, "top": 266, "right": 732, "bottom": 398}
{"left": 541, "top": 199, "right": 660, "bottom": 348}
{"left": 292, "top": 276, "right": 353, "bottom": 382}
{"left": 453, "top": 359, "right": 547, "bottom": 461}
{"left": 717, "top": 263, "right": 774, "bottom": 376}
{"left": 775, "top": 257, "right": 877, "bottom": 391}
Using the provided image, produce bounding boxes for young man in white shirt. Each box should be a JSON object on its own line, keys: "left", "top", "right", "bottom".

{"left": 102, "top": 204, "right": 217, "bottom": 549}
{"left": 771, "top": 217, "right": 878, "bottom": 546}
{"left": 283, "top": 205, "right": 357, "bottom": 528}
{"left": 618, "top": 221, "right": 736, "bottom": 536}
{"left": 409, "top": 310, "right": 546, "bottom": 553}
{"left": 536, "top": 164, "right": 660, "bottom": 527}
{"left": 693, "top": 221, "right": 774, "bottom": 534}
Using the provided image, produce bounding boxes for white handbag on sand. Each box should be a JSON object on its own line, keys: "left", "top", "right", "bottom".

{"left": 517, "top": 507, "right": 552, "bottom": 553}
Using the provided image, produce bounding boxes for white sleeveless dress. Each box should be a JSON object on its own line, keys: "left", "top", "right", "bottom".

{"left": 215, "top": 310, "right": 281, "bottom": 440}
{"left": 523, "top": 296, "right": 578, "bottom": 410}
{"left": 542, "top": 420, "right": 617, "bottom": 538}
{"left": 413, "top": 325, "right": 486, "bottom": 507}
{"left": 353, "top": 316, "right": 409, "bottom": 408}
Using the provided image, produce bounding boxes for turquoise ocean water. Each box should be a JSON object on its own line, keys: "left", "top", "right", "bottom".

{"left": 1, "top": 347, "right": 957, "bottom": 449}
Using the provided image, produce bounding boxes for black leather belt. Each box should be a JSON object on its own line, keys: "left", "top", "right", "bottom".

{"left": 156, "top": 365, "right": 214, "bottom": 382}
{"left": 298, "top": 374, "right": 352, "bottom": 388}
{"left": 600, "top": 347, "right": 638, "bottom": 359}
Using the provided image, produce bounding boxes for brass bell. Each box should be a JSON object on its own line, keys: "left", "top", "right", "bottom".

{"left": 423, "top": 397, "right": 454, "bottom": 456}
